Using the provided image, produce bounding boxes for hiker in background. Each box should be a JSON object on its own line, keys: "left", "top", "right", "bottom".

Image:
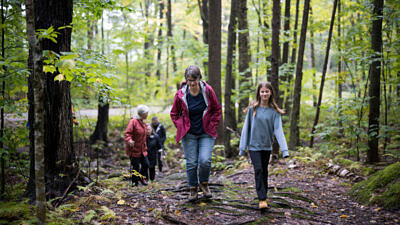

{"left": 170, "top": 65, "right": 222, "bottom": 201}
{"left": 124, "top": 105, "right": 150, "bottom": 186}
{"left": 239, "top": 82, "right": 289, "bottom": 209}
{"left": 146, "top": 124, "right": 162, "bottom": 181}
{"left": 151, "top": 116, "right": 166, "bottom": 172}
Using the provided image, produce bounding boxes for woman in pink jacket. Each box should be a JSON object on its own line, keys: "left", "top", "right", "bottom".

{"left": 170, "top": 65, "right": 222, "bottom": 201}
{"left": 124, "top": 105, "right": 150, "bottom": 186}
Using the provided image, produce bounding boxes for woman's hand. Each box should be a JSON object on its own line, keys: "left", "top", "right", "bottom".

{"left": 129, "top": 139, "right": 135, "bottom": 147}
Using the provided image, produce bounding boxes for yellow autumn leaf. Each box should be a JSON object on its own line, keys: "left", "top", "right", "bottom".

{"left": 200, "top": 202, "right": 206, "bottom": 206}
{"left": 311, "top": 202, "right": 318, "bottom": 208}
{"left": 54, "top": 74, "right": 64, "bottom": 81}
{"left": 174, "top": 209, "right": 181, "bottom": 217}
{"left": 340, "top": 214, "right": 347, "bottom": 219}
{"left": 274, "top": 186, "right": 278, "bottom": 192}
{"left": 117, "top": 199, "right": 125, "bottom": 205}
{"left": 148, "top": 208, "right": 154, "bottom": 212}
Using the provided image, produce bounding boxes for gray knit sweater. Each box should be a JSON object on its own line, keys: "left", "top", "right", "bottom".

{"left": 239, "top": 106, "right": 289, "bottom": 157}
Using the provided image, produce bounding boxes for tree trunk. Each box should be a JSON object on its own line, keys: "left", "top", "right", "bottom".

{"left": 310, "top": 7, "right": 317, "bottom": 108}
{"left": 271, "top": 0, "right": 281, "bottom": 158}
{"left": 0, "top": 0, "right": 5, "bottom": 197}
{"left": 166, "top": 0, "right": 177, "bottom": 86}
{"left": 238, "top": 0, "right": 251, "bottom": 122}
{"left": 309, "top": 0, "right": 338, "bottom": 148}
{"left": 26, "top": 0, "right": 45, "bottom": 223}
{"left": 224, "top": 0, "right": 238, "bottom": 157}
{"left": 208, "top": 0, "right": 223, "bottom": 144}
{"left": 198, "top": 0, "right": 208, "bottom": 76}
{"left": 156, "top": 0, "right": 164, "bottom": 79}
{"left": 367, "top": 0, "right": 383, "bottom": 163}
{"left": 284, "top": 0, "right": 300, "bottom": 116}
{"left": 282, "top": 0, "right": 290, "bottom": 64}
{"left": 26, "top": 0, "right": 79, "bottom": 200}
{"left": 337, "top": 0, "right": 343, "bottom": 135}
{"left": 288, "top": 0, "right": 311, "bottom": 150}
{"left": 89, "top": 96, "right": 109, "bottom": 145}
{"left": 143, "top": 0, "right": 152, "bottom": 78}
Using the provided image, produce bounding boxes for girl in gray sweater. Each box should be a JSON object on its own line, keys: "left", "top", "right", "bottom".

{"left": 239, "top": 82, "right": 289, "bottom": 209}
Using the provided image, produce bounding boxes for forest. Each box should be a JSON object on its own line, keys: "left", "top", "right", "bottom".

{"left": 1, "top": 0, "right": 400, "bottom": 224}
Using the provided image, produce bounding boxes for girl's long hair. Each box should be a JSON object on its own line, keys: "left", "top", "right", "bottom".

{"left": 244, "top": 81, "right": 285, "bottom": 117}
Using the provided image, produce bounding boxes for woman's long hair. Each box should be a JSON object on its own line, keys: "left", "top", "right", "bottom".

{"left": 245, "top": 82, "right": 285, "bottom": 117}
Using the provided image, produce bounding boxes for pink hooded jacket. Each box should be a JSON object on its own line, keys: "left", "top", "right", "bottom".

{"left": 170, "top": 81, "right": 222, "bottom": 143}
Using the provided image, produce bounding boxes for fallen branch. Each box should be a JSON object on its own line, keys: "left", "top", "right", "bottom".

{"left": 55, "top": 169, "right": 80, "bottom": 208}
{"left": 161, "top": 213, "right": 188, "bottom": 225}
{"left": 226, "top": 126, "right": 240, "bottom": 138}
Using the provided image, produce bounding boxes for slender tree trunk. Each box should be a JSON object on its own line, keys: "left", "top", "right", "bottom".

{"left": 90, "top": 14, "right": 109, "bottom": 145}
{"left": 0, "top": 0, "right": 5, "bottom": 197}
{"left": 310, "top": 7, "right": 317, "bottom": 108}
{"left": 143, "top": 0, "right": 152, "bottom": 78}
{"left": 337, "top": 0, "right": 343, "bottom": 135}
{"left": 285, "top": 0, "right": 300, "bottom": 116}
{"left": 156, "top": 0, "right": 164, "bottom": 79}
{"left": 198, "top": 0, "right": 208, "bottom": 76}
{"left": 367, "top": 0, "right": 384, "bottom": 163}
{"left": 26, "top": 0, "right": 79, "bottom": 200}
{"left": 271, "top": 0, "right": 281, "bottom": 158}
{"left": 288, "top": 0, "right": 311, "bottom": 150}
{"left": 309, "top": 0, "right": 338, "bottom": 148}
{"left": 238, "top": 0, "right": 252, "bottom": 122}
{"left": 167, "top": 0, "right": 177, "bottom": 86}
{"left": 282, "top": 0, "right": 290, "bottom": 64}
{"left": 26, "top": 0, "right": 45, "bottom": 223}
{"left": 224, "top": 0, "right": 238, "bottom": 157}
{"left": 208, "top": 0, "right": 222, "bottom": 144}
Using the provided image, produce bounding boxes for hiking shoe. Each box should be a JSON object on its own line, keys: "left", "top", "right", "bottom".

{"left": 140, "top": 178, "right": 148, "bottom": 186}
{"left": 199, "top": 182, "right": 212, "bottom": 198}
{"left": 259, "top": 200, "right": 268, "bottom": 209}
{"left": 189, "top": 186, "right": 198, "bottom": 202}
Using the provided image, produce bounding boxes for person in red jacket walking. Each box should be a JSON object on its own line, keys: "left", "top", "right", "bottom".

{"left": 124, "top": 105, "right": 150, "bottom": 186}
{"left": 170, "top": 65, "right": 222, "bottom": 201}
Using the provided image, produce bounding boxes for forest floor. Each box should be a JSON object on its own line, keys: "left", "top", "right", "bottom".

{"left": 68, "top": 140, "right": 400, "bottom": 225}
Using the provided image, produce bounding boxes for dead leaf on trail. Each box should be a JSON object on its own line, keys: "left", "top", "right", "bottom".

{"left": 394, "top": 219, "right": 399, "bottom": 223}
{"left": 311, "top": 202, "right": 318, "bottom": 208}
{"left": 340, "top": 214, "right": 347, "bottom": 219}
{"left": 374, "top": 208, "right": 381, "bottom": 211}
{"left": 148, "top": 208, "right": 154, "bottom": 212}
{"left": 274, "top": 186, "right": 278, "bottom": 192}
{"left": 174, "top": 209, "right": 182, "bottom": 217}
{"left": 200, "top": 203, "right": 206, "bottom": 206}
{"left": 117, "top": 200, "right": 125, "bottom": 205}
{"left": 284, "top": 212, "right": 291, "bottom": 218}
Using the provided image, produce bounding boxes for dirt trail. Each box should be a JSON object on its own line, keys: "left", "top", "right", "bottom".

{"left": 78, "top": 147, "right": 400, "bottom": 225}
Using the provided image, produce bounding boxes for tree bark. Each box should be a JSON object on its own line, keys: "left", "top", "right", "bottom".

{"left": 156, "top": 0, "right": 164, "bottom": 79}
{"left": 166, "top": 0, "right": 177, "bottom": 86}
{"left": 238, "top": 0, "right": 251, "bottom": 122}
{"left": 26, "top": 0, "right": 45, "bottom": 223}
{"left": 0, "top": 0, "right": 5, "bottom": 197}
{"left": 208, "top": 0, "right": 223, "bottom": 144}
{"left": 337, "top": 0, "right": 343, "bottom": 135}
{"left": 310, "top": 7, "right": 317, "bottom": 108}
{"left": 367, "top": 0, "right": 383, "bottom": 163}
{"left": 282, "top": 0, "right": 291, "bottom": 64}
{"left": 309, "top": 0, "right": 338, "bottom": 148}
{"left": 26, "top": 0, "right": 79, "bottom": 200}
{"left": 288, "top": 0, "right": 311, "bottom": 150}
{"left": 271, "top": 0, "right": 281, "bottom": 158}
{"left": 198, "top": 0, "right": 208, "bottom": 76}
{"left": 224, "top": 0, "right": 238, "bottom": 157}
{"left": 284, "top": 0, "right": 300, "bottom": 116}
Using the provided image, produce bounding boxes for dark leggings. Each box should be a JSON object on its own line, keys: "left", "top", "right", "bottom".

{"left": 130, "top": 155, "right": 149, "bottom": 184}
{"left": 149, "top": 167, "right": 156, "bottom": 181}
{"left": 249, "top": 150, "right": 271, "bottom": 200}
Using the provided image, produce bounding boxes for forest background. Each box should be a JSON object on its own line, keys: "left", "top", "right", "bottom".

{"left": 0, "top": 0, "right": 399, "bottom": 224}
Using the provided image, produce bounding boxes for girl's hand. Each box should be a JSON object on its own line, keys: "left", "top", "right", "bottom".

{"left": 129, "top": 139, "right": 135, "bottom": 147}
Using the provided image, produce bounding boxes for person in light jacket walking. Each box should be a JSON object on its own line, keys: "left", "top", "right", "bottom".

{"left": 239, "top": 82, "right": 289, "bottom": 209}
{"left": 170, "top": 65, "right": 222, "bottom": 201}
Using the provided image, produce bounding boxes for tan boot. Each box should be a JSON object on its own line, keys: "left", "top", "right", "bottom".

{"left": 259, "top": 200, "right": 268, "bottom": 209}
{"left": 189, "top": 186, "right": 198, "bottom": 202}
{"left": 199, "top": 182, "right": 212, "bottom": 198}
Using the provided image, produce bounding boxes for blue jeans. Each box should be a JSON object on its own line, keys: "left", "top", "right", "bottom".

{"left": 181, "top": 133, "right": 215, "bottom": 187}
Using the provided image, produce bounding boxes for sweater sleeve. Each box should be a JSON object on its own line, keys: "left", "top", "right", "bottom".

{"left": 273, "top": 113, "right": 289, "bottom": 158}
{"left": 239, "top": 107, "right": 252, "bottom": 156}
